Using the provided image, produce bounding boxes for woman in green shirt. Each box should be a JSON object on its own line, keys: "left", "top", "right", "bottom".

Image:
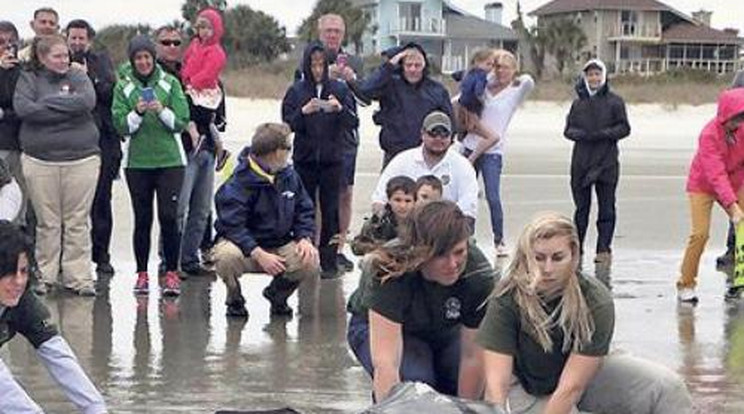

{"left": 477, "top": 212, "right": 692, "bottom": 413}
{"left": 346, "top": 200, "right": 495, "bottom": 401}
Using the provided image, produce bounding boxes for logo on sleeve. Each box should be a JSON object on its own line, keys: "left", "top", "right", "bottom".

{"left": 282, "top": 191, "right": 296, "bottom": 199}
{"left": 444, "top": 297, "right": 461, "bottom": 320}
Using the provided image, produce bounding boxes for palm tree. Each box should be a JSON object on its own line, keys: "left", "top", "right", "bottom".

{"left": 544, "top": 19, "right": 587, "bottom": 77}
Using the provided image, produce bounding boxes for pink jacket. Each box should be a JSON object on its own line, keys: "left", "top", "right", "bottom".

{"left": 181, "top": 8, "right": 226, "bottom": 90}
{"left": 687, "top": 88, "right": 744, "bottom": 208}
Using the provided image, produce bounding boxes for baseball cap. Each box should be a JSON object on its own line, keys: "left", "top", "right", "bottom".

{"left": 422, "top": 111, "right": 452, "bottom": 134}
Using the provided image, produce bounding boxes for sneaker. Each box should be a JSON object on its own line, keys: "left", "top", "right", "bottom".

{"left": 677, "top": 287, "right": 699, "bottom": 304}
{"left": 594, "top": 252, "right": 612, "bottom": 265}
{"left": 716, "top": 250, "right": 735, "bottom": 269}
{"left": 96, "top": 262, "right": 115, "bottom": 275}
{"left": 337, "top": 253, "right": 354, "bottom": 272}
{"left": 263, "top": 286, "right": 294, "bottom": 316}
{"left": 133, "top": 272, "right": 149, "bottom": 295}
{"left": 215, "top": 149, "right": 231, "bottom": 172}
{"left": 495, "top": 242, "right": 509, "bottom": 258}
{"left": 161, "top": 271, "right": 181, "bottom": 297}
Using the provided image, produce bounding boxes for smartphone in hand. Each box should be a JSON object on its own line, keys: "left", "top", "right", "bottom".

{"left": 336, "top": 53, "right": 348, "bottom": 68}
{"left": 141, "top": 87, "right": 155, "bottom": 102}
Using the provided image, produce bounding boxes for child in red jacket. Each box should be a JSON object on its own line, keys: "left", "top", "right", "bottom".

{"left": 181, "top": 7, "right": 229, "bottom": 169}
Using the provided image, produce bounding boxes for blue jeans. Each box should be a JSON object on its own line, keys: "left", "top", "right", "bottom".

{"left": 472, "top": 152, "right": 504, "bottom": 244}
{"left": 177, "top": 150, "right": 215, "bottom": 267}
{"left": 346, "top": 314, "right": 461, "bottom": 396}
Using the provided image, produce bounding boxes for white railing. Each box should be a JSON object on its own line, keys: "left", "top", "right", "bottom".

{"left": 389, "top": 17, "right": 446, "bottom": 35}
{"left": 616, "top": 58, "right": 741, "bottom": 75}
{"left": 441, "top": 54, "right": 465, "bottom": 74}
{"left": 609, "top": 23, "right": 661, "bottom": 39}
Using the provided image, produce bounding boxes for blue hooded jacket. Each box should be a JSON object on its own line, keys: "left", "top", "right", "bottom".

{"left": 357, "top": 42, "right": 452, "bottom": 157}
{"left": 214, "top": 147, "right": 316, "bottom": 255}
{"left": 281, "top": 41, "right": 359, "bottom": 164}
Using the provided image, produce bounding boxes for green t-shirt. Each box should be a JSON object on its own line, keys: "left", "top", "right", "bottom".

{"left": 476, "top": 274, "right": 614, "bottom": 396}
{"left": 347, "top": 242, "right": 496, "bottom": 342}
{"left": 0, "top": 289, "right": 58, "bottom": 349}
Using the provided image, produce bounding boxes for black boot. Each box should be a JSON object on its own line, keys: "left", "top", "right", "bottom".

{"left": 225, "top": 288, "right": 248, "bottom": 318}
{"left": 263, "top": 275, "right": 301, "bottom": 316}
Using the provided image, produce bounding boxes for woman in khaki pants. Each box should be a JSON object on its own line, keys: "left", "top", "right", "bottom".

{"left": 13, "top": 35, "right": 100, "bottom": 295}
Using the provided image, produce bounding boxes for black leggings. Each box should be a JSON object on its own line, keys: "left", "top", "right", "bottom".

{"left": 125, "top": 167, "right": 185, "bottom": 273}
{"left": 571, "top": 163, "right": 619, "bottom": 255}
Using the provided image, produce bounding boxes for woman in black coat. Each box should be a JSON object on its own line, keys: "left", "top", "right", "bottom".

{"left": 564, "top": 59, "right": 630, "bottom": 265}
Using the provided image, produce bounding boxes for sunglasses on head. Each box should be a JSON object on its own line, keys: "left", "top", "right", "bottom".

{"left": 159, "top": 40, "right": 182, "bottom": 47}
{"left": 427, "top": 126, "right": 451, "bottom": 138}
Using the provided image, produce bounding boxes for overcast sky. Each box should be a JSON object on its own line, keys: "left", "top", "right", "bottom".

{"left": 8, "top": 0, "right": 744, "bottom": 39}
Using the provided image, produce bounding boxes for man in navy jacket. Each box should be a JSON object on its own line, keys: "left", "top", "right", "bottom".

{"left": 213, "top": 123, "right": 319, "bottom": 318}
{"left": 356, "top": 42, "right": 452, "bottom": 167}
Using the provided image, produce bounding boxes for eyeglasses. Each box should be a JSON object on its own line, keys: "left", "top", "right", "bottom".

{"left": 159, "top": 40, "right": 182, "bottom": 47}
{"left": 426, "top": 127, "right": 451, "bottom": 139}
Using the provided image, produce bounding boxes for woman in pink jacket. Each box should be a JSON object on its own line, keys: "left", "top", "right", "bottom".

{"left": 677, "top": 88, "right": 744, "bottom": 303}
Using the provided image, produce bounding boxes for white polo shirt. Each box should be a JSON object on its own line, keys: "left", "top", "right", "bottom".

{"left": 372, "top": 145, "right": 478, "bottom": 218}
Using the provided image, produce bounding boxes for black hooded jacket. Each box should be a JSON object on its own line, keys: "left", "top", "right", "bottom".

{"left": 356, "top": 42, "right": 452, "bottom": 156}
{"left": 281, "top": 41, "right": 359, "bottom": 164}
{"left": 564, "top": 76, "right": 630, "bottom": 186}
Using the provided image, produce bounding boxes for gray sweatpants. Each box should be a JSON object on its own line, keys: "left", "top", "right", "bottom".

{"left": 507, "top": 352, "right": 693, "bottom": 414}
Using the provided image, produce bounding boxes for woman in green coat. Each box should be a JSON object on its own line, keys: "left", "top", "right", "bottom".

{"left": 112, "top": 35, "right": 189, "bottom": 297}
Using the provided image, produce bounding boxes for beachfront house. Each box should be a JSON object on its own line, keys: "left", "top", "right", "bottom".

{"left": 529, "top": 0, "right": 743, "bottom": 75}
{"left": 350, "top": 0, "right": 518, "bottom": 73}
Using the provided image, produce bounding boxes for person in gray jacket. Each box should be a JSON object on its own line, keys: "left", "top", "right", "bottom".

{"left": 13, "top": 34, "right": 100, "bottom": 296}
{"left": 0, "top": 221, "right": 108, "bottom": 413}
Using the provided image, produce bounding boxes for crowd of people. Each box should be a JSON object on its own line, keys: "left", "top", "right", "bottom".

{"left": 4, "top": 4, "right": 744, "bottom": 413}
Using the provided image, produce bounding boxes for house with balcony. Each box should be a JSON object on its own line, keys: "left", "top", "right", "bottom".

{"left": 529, "top": 0, "right": 743, "bottom": 75}
{"left": 351, "top": 0, "right": 518, "bottom": 73}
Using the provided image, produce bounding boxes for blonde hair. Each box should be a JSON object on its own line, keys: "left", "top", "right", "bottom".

{"left": 494, "top": 49, "right": 517, "bottom": 70}
{"left": 469, "top": 48, "right": 495, "bottom": 67}
{"left": 494, "top": 212, "right": 594, "bottom": 353}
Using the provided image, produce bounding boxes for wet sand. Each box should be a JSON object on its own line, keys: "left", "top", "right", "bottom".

{"left": 2, "top": 99, "right": 739, "bottom": 413}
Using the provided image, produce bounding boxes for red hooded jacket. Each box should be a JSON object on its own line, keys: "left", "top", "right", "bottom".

{"left": 181, "top": 8, "right": 226, "bottom": 90}
{"left": 686, "top": 88, "right": 744, "bottom": 208}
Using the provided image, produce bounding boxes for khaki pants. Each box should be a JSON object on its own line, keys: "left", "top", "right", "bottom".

{"left": 507, "top": 353, "right": 692, "bottom": 414}
{"left": 213, "top": 238, "right": 319, "bottom": 298}
{"left": 22, "top": 154, "right": 100, "bottom": 289}
{"left": 677, "top": 192, "right": 741, "bottom": 289}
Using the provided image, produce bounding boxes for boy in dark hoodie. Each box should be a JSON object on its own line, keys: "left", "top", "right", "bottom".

{"left": 564, "top": 59, "right": 630, "bottom": 265}
{"left": 213, "top": 123, "right": 319, "bottom": 318}
{"left": 281, "top": 41, "right": 359, "bottom": 279}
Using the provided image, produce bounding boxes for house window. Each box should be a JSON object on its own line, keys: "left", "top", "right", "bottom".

{"left": 399, "top": 2, "right": 422, "bottom": 32}
{"left": 574, "top": 12, "right": 582, "bottom": 24}
{"left": 621, "top": 10, "right": 638, "bottom": 36}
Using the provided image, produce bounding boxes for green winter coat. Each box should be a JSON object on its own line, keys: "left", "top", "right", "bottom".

{"left": 112, "top": 63, "right": 189, "bottom": 169}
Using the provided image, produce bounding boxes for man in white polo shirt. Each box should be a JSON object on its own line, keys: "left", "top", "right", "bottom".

{"left": 372, "top": 111, "right": 478, "bottom": 225}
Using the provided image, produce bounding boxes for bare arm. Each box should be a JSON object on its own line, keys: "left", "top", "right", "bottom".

{"left": 483, "top": 350, "right": 513, "bottom": 408}
{"left": 458, "top": 327, "right": 485, "bottom": 399}
{"left": 543, "top": 354, "right": 603, "bottom": 414}
{"left": 369, "top": 309, "right": 403, "bottom": 401}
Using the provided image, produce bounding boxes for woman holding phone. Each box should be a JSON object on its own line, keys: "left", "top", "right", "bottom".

{"left": 112, "top": 35, "right": 189, "bottom": 297}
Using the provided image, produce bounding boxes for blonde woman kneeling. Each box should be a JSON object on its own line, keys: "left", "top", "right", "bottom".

{"left": 477, "top": 212, "right": 692, "bottom": 414}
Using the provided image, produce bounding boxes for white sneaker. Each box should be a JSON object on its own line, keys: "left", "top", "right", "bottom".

{"left": 495, "top": 242, "right": 509, "bottom": 258}
{"left": 677, "top": 288, "right": 699, "bottom": 303}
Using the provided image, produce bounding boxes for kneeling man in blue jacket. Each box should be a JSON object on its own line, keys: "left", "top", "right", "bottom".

{"left": 213, "top": 123, "right": 320, "bottom": 318}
